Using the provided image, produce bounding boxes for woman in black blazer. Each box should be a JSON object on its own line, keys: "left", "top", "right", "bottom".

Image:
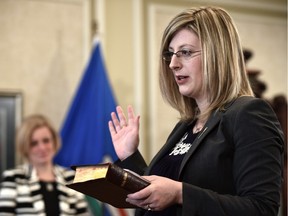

{"left": 108, "top": 6, "right": 284, "bottom": 216}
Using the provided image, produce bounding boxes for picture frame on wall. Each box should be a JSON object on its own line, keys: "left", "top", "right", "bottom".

{"left": 0, "top": 91, "right": 22, "bottom": 175}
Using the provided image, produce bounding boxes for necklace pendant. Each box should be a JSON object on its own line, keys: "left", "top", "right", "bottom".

{"left": 46, "top": 183, "right": 53, "bottom": 191}
{"left": 193, "top": 126, "right": 202, "bottom": 134}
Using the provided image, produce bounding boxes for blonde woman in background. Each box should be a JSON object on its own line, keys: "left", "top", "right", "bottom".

{"left": 0, "top": 114, "right": 89, "bottom": 216}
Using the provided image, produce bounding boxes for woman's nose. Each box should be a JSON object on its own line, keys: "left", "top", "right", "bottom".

{"left": 169, "top": 55, "right": 182, "bottom": 70}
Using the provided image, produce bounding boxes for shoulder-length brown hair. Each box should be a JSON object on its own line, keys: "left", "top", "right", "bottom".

{"left": 159, "top": 6, "right": 254, "bottom": 121}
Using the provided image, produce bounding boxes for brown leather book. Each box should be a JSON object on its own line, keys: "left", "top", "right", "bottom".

{"left": 67, "top": 162, "right": 150, "bottom": 208}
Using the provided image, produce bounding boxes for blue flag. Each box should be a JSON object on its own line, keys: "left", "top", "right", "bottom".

{"left": 54, "top": 40, "right": 118, "bottom": 167}
{"left": 54, "top": 40, "right": 130, "bottom": 216}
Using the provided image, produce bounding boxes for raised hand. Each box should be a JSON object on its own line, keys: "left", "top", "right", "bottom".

{"left": 108, "top": 105, "right": 140, "bottom": 160}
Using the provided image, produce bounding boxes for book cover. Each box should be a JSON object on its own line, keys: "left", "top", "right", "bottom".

{"left": 67, "top": 163, "right": 150, "bottom": 208}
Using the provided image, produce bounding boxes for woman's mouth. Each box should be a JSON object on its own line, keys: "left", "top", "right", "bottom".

{"left": 177, "top": 75, "right": 188, "bottom": 80}
{"left": 176, "top": 75, "right": 189, "bottom": 84}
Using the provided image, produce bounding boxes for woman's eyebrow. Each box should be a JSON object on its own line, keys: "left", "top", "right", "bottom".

{"left": 168, "top": 44, "right": 198, "bottom": 50}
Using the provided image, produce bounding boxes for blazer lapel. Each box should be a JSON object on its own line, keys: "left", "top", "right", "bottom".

{"left": 179, "top": 110, "right": 222, "bottom": 176}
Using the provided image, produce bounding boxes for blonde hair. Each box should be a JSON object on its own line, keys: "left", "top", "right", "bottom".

{"left": 159, "top": 6, "right": 254, "bottom": 121}
{"left": 17, "top": 114, "right": 61, "bottom": 161}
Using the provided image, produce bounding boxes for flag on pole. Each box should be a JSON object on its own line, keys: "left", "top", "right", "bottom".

{"left": 54, "top": 39, "right": 132, "bottom": 216}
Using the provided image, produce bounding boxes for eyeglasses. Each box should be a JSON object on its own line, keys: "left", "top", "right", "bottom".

{"left": 162, "top": 49, "right": 201, "bottom": 62}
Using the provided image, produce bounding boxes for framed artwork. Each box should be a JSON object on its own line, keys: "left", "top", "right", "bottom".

{"left": 0, "top": 92, "right": 22, "bottom": 175}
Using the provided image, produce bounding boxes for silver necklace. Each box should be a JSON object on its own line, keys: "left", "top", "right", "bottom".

{"left": 46, "top": 182, "right": 54, "bottom": 191}
{"left": 193, "top": 125, "right": 203, "bottom": 133}
{"left": 193, "top": 127, "right": 202, "bottom": 133}
{"left": 193, "top": 119, "right": 206, "bottom": 134}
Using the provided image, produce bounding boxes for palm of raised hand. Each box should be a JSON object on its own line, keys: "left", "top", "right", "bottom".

{"left": 108, "top": 106, "right": 140, "bottom": 160}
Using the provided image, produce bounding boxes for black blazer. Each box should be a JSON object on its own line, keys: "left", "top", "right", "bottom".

{"left": 118, "top": 96, "right": 284, "bottom": 216}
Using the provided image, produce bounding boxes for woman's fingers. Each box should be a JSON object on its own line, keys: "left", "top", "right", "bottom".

{"left": 117, "top": 106, "right": 128, "bottom": 127}
{"left": 110, "top": 111, "right": 121, "bottom": 132}
{"left": 110, "top": 106, "right": 130, "bottom": 133}
{"left": 108, "top": 120, "right": 116, "bottom": 135}
{"left": 127, "top": 105, "right": 140, "bottom": 127}
{"left": 109, "top": 105, "right": 140, "bottom": 134}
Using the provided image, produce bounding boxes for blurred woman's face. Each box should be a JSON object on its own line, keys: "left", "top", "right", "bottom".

{"left": 28, "top": 126, "right": 55, "bottom": 167}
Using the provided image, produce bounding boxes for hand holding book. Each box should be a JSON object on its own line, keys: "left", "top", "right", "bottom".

{"left": 67, "top": 163, "right": 150, "bottom": 208}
